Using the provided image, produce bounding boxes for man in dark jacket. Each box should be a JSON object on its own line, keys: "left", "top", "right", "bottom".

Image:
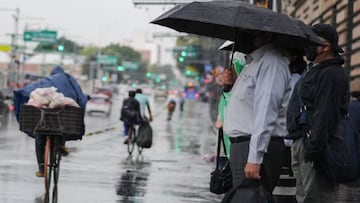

{"left": 120, "top": 90, "right": 141, "bottom": 144}
{"left": 286, "top": 24, "right": 350, "bottom": 203}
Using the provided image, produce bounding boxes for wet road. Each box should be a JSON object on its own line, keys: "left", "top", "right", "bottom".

{"left": 0, "top": 93, "right": 221, "bottom": 203}
{"left": 1, "top": 92, "right": 360, "bottom": 202}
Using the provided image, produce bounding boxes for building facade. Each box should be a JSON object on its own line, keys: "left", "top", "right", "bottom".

{"left": 283, "top": 0, "right": 360, "bottom": 92}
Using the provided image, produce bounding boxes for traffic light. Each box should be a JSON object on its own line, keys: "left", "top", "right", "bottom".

{"left": 178, "top": 57, "right": 185, "bottom": 63}
{"left": 102, "top": 76, "right": 108, "bottom": 82}
{"left": 186, "top": 70, "right": 191, "bottom": 76}
{"left": 146, "top": 72, "right": 152, "bottom": 77}
{"left": 57, "top": 45, "right": 64, "bottom": 52}
{"left": 117, "top": 65, "right": 124, "bottom": 71}
{"left": 181, "top": 50, "right": 187, "bottom": 57}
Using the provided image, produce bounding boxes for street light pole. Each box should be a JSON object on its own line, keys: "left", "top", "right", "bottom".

{"left": 0, "top": 8, "right": 19, "bottom": 89}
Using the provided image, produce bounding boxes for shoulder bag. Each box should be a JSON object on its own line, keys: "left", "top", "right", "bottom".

{"left": 209, "top": 128, "right": 233, "bottom": 194}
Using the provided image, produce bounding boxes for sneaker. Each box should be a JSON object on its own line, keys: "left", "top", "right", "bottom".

{"left": 35, "top": 171, "right": 44, "bottom": 177}
{"left": 58, "top": 145, "right": 69, "bottom": 156}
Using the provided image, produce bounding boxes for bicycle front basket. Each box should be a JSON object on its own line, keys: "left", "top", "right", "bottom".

{"left": 19, "top": 105, "right": 84, "bottom": 136}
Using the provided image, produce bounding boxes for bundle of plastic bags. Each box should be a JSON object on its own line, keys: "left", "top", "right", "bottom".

{"left": 27, "top": 87, "right": 79, "bottom": 108}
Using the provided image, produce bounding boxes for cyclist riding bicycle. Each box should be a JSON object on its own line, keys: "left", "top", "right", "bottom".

{"left": 120, "top": 90, "right": 141, "bottom": 144}
{"left": 135, "top": 88, "right": 153, "bottom": 122}
{"left": 14, "top": 66, "right": 89, "bottom": 177}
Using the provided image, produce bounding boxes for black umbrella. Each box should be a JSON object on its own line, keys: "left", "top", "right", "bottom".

{"left": 151, "top": 0, "right": 322, "bottom": 49}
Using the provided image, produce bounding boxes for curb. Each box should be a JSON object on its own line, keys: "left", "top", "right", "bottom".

{"left": 85, "top": 127, "right": 116, "bottom": 136}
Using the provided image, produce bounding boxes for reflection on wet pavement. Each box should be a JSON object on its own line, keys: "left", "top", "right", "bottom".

{"left": 116, "top": 157, "right": 150, "bottom": 202}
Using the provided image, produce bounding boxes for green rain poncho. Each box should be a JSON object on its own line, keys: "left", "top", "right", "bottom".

{"left": 218, "top": 53, "right": 245, "bottom": 157}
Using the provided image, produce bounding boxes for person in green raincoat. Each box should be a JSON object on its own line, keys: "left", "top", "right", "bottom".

{"left": 215, "top": 52, "right": 245, "bottom": 158}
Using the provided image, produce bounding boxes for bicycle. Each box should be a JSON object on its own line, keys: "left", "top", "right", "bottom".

{"left": 127, "top": 124, "right": 143, "bottom": 156}
{"left": 19, "top": 105, "right": 84, "bottom": 203}
{"left": 43, "top": 134, "right": 62, "bottom": 203}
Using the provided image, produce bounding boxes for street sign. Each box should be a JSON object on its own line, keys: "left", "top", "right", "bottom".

{"left": 96, "top": 55, "right": 118, "bottom": 65}
{"left": 0, "top": 44, "right": 11, "bottom": 52}
{"left": 173, "top": 45, "right": 199, "bottom": 58}
{"left": 122, "top": 61, "right": 139, "bottom": 70}
{"left": 103, "top": 66, "right": 117, "bottom": 71}
{"left": 23, "top": 30, "right": 57, "bottom": 44}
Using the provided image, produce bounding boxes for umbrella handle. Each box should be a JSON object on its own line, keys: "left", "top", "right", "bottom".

{"left": 223, "top": 29, "right": 238, "bottom": 92}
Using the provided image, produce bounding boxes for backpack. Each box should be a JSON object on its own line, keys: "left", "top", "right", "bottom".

{"left": 120, "top": 99, "right": 140, "bottom": 123}
{"left": 299, "top": 95, "right": 360, "bottom": 183}
{"left": 318, "top": 117, "right": 360, "bottom": 183}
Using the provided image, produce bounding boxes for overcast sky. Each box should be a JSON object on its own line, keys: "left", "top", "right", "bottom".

{"left": 0, "top": 0, "right": 175, "bottom": 46}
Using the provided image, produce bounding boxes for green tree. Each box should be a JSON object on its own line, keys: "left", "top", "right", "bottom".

{"left": 34, "top": 36, "right": 82, "bottom": 53}
{"left": 81, "top": 44, "right": 145, "bottom": 83}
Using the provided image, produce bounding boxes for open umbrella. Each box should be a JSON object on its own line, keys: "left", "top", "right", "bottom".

{"left": 151, "top": 0, "right": 322, "bottom": 49}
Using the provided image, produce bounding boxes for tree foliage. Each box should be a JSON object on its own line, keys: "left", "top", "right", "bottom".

{"left": 81, "top": 43, "right": 146, "bottom": 83}
{"left": 34, "top": 36, "right": 82, "bottom": 53}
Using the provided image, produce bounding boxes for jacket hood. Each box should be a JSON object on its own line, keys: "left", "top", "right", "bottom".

{"left": 50, "top": 66, "right": 65, "bottom": 75}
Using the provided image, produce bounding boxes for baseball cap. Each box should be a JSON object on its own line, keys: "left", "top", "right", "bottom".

{"left": 311, "top": 23, "right": 344, "bottom": 53}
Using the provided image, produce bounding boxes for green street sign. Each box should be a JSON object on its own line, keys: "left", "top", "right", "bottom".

{"left": 23, "top": 30, "right": 57, "bottom": 44}
{"left": 103, "top": 66, "right": 117, "bottom": 71}
{"left": 122, "top": 61, "right": 139, "bottom": 70}
{"left": 96, "top": 55, "right": 117, "bottom": 65}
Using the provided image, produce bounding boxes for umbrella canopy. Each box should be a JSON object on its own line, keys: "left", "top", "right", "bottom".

{"left": 151, "top": 0, "right": 322, "bottom": 49}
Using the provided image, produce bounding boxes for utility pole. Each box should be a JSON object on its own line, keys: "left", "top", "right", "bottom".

{"left": 1, "top": 8, "right": 20, "bottom": 89}
{"left": 1, "top": 8, "right": 43, "bottom": 89}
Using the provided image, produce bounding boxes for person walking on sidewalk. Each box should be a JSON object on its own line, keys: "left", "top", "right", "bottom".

{"left": 286, "top": 23, "right": 349, "bottom": 203}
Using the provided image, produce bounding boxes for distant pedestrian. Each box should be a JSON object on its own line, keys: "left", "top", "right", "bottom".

{"left": 179, "top": 97, "right": 185, "bottom": 112}
{"left": 167, "top": 99, "right": 176, "bottom": 121}
{"left": 286, "top": 23, "right": 349, "bottom": 203}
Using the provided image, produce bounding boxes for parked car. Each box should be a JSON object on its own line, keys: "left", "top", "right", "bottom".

{"left": 95, "top": 87, "right": 113, "bottom": 99}
{"left": 0, "top": 91, "right": 10, "bottom": 129}
{"left": 86, "top": 94, "right": 112, "bottom": 116}
{"left": 154, "top": 87, "right": 168, "bottom": 98}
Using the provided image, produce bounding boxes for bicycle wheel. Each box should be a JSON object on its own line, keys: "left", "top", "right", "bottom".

{"left": 44, "top": 137, "right": 52, "bottom": 197}
{"left": 127, "top": 126, "right": 136, "bottom": 155}
{"left": 52, "top": 149, "right": 61, "bottom": 203}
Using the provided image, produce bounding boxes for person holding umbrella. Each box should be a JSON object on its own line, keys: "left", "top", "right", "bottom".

{"left": 221, "top": 30, "right": 291, "bottom": 202}
{"left": 151, "top": 1, "right": 323, "bottom": 201}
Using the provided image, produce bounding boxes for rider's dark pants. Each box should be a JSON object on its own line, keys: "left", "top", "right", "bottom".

{"left": 35, "top": 134, "right": 45, "bottom": 171}
{"left": 35, "top": 134, "right": 65, "bottom": 171}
